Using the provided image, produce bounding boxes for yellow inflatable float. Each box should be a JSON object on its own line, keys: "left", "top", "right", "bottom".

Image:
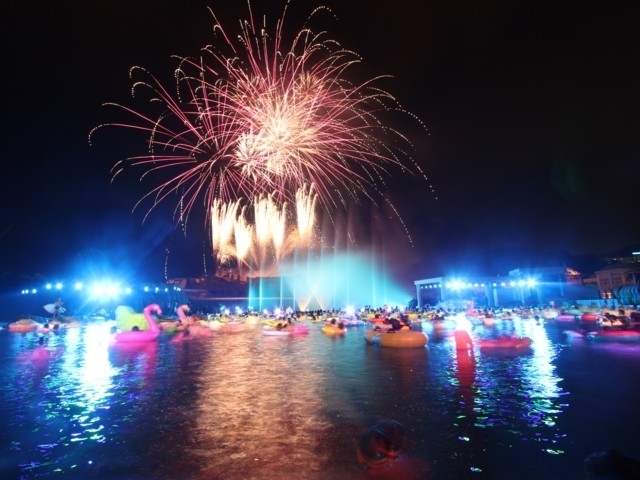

{"left": 365, "top": 330, "right": 428, "bottom": 348}
{"left": 115, "top": 305, "right": 149, "bottom": 331}
{"left": 322, "top": 324, "right": 346, "bottom": 335}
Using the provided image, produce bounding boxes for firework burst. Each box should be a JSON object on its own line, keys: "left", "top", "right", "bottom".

{"left": 210, "top": 185, "right": 319, "bottom": 280}
{"left": 89, "top": 0, "right": 434, "bottom": 230}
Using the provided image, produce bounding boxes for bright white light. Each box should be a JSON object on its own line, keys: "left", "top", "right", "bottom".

{"left": 106, "top": 285, "right": 118, "bottom": 296}
{"left": 87, "top": 281, "right": 130, "bottom": 300}
{"left": 447, "top": 280, "right": 467, "bottom": 290}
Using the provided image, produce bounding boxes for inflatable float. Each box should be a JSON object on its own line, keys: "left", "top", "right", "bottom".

{"left": 365, "top": 330, "right": 428, "bottom": 348}
{"left": 114, "top": 304, "right": 161, "bottom": 343}
{"left": 581, "top": 312, "right": 602, "bottom": 323}
{"left": 115, "top": 305, "right": 148, "bottom": 332}
{"left": 322, "top": 324, "right": 346, "bottom": 336}
{"left": 342, "top": 318, "right": 366, "bottom": 327}
{"left": 262, "top": 325, "right": 290, "bottom": 336}
{"left": 586, "top": 330, "right": 640, "bottom": 343}
{"left": 289, "top": 324, "right": 310, "bottom": 335}
{"left": 357, "top": 419, "right": 430, "bottom": 478}
{"left": 9, "top": 318, "right": 41, "bottom": 332}
{"left": 478, "top": 335, "right": 532, "bottom": 349}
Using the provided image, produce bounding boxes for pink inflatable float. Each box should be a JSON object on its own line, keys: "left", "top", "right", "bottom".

{"left": 114, "top": 304, "right": 161, "bottom": 343}
{"left": 177, "top": 304, "right": 190, "bottom": 323}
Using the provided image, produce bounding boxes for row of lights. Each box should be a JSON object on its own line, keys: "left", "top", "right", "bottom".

{"left": 20, "top": 281, "right": 182, "bottom": 298}
{"left": 420, "top": 279, "right": 537, "bottom": 290}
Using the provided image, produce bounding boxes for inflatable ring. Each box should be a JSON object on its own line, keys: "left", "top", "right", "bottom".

{"left": 357, "top": 419, "right": 407, "bottom": 467}
{"left": 365, "top": 330, "right": 427, "bottom": 348}
{"left": 9, "top": 319, "right": 40, "bottom": 332}
{"left": 322, "top": 325, "right": 346, "bottom": 335}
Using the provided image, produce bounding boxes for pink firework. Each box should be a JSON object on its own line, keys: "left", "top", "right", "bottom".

{"left": 90, "top": 1, "right": 433, "bottom": 228}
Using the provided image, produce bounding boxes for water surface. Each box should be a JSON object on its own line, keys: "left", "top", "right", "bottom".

{"left": 1, "top": 318, "right": 639, "bottom": 479}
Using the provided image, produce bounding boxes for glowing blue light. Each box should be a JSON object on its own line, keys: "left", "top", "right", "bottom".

{"left": 447, "top": 280, "right": 467, "bottom": 290}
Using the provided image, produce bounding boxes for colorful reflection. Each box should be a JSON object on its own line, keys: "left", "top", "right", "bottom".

{"left": 1, "top": 317, "right": 639, "bottom": 479}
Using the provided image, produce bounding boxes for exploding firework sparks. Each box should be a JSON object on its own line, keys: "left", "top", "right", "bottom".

{"left": 89, "top": 0, "right": 434, "bottom": 231}
{"left": 210, "top": 185, "right": 319, "bottom": 280}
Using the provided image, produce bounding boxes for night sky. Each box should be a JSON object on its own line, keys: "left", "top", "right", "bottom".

{"left": 2, "top": 0, "right": 639, "bottom": 292}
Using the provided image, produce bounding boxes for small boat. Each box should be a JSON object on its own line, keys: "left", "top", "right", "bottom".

{"left": 478, "top": 336, "right": 532, "bottom": 349}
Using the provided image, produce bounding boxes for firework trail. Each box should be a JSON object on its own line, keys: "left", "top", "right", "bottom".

{"left": 89, "top": 0, "right": 434, "bottom": 230}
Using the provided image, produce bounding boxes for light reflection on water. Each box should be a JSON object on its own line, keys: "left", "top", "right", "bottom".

{"left": 1, "top": 318, "right": 639, "bottom": 479}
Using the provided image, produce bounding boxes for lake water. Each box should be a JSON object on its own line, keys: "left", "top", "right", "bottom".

{"left": 1, "top": 316, "right": 639, "bottom": 480}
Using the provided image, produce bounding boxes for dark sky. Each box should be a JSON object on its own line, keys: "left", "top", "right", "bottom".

{"left": 2, "top": 0, "right": 639, "bottom": 290}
